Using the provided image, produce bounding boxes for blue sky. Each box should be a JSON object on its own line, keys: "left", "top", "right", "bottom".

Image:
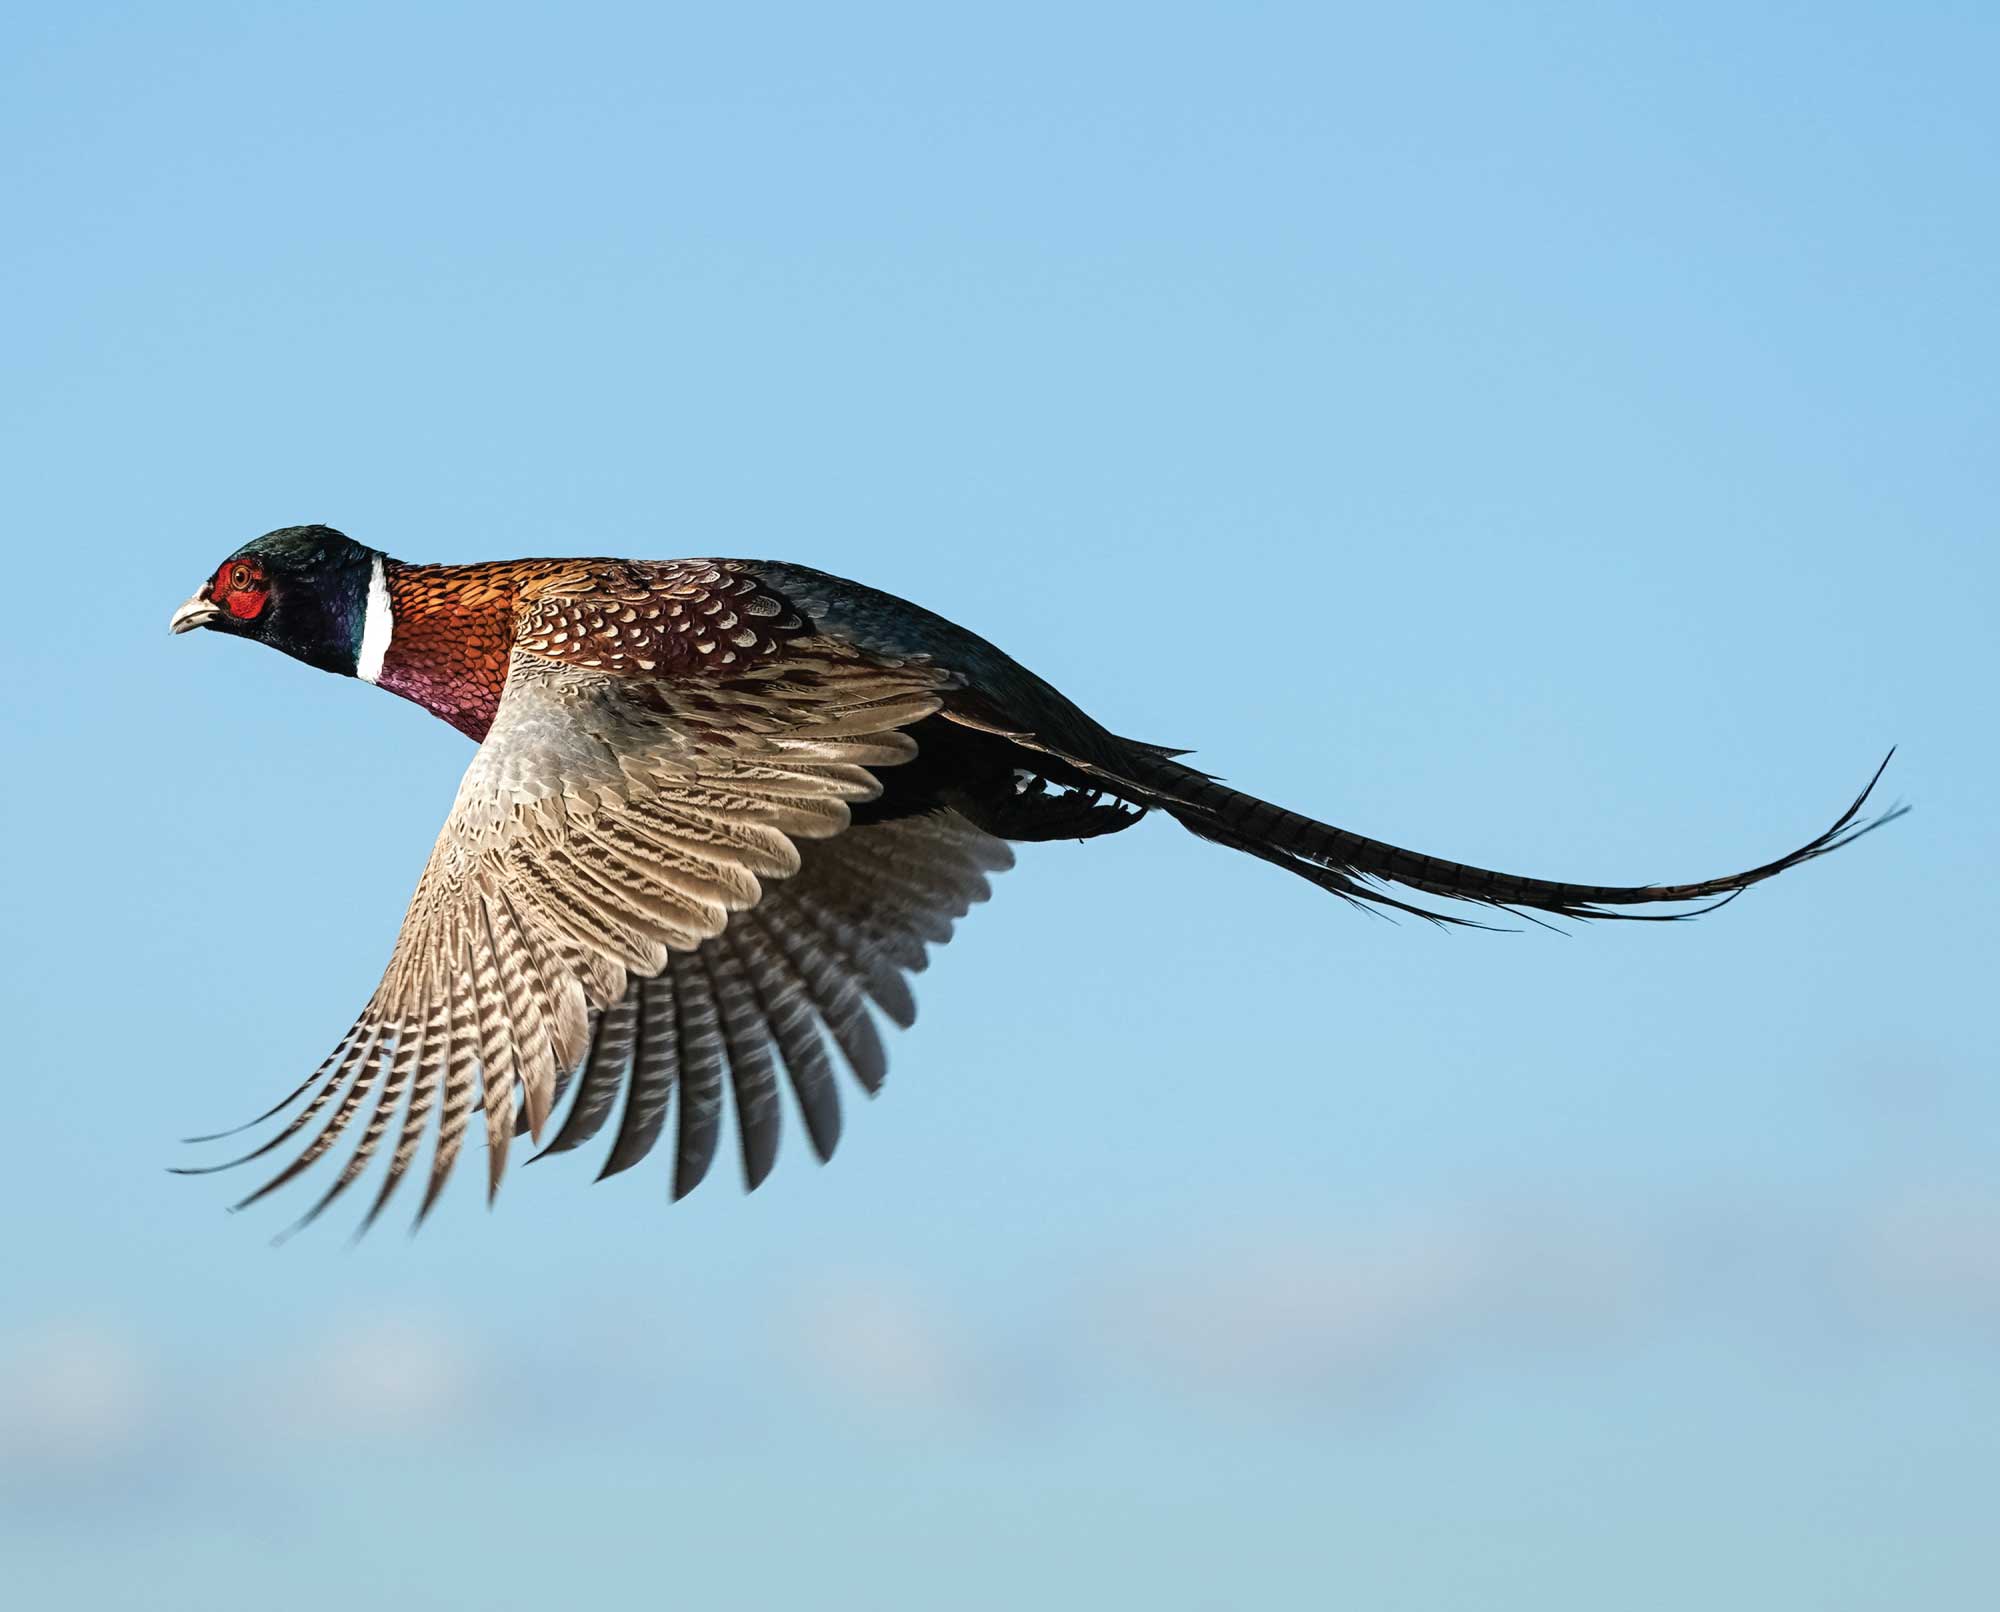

{"left": 3, "top": 2, "right": 1995, "bottom": 1607}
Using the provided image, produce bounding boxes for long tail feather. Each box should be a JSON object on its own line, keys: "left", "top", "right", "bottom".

{"left": 1120, "top": 747, "right": 1904, "bottom": 923}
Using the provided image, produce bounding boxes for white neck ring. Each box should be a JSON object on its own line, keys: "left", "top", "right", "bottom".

{"left": 355, "top": 554, "right": 393, "bottom": 684}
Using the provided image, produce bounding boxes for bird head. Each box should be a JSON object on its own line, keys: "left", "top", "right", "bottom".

{"left": 170, "top": 525, "right": 383, "bottom": 676}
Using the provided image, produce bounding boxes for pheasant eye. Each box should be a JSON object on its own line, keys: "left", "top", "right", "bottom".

{"left": 214, "top": 558, "right": 269, "bottom": 621}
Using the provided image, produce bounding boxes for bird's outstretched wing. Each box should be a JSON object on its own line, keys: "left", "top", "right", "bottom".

{"left": 532, "top": 809, "right": 1012, "bottom": 1200}
{"left": 182, "top": 617, "right": 958, "bottom": 1236}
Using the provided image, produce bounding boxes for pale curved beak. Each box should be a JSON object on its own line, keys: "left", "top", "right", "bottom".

{"left": 169, "top": 592, "right": 223, "bottom": 635}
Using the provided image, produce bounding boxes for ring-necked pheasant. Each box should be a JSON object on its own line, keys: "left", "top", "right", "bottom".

{"left": 169, "top": 526, "right": 1900, "bottom": 1238}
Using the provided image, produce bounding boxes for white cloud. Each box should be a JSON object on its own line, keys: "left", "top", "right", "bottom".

{"left": 8, "top": 1173, "right": 1996, "bottom": 1476}
{"left": 1093, "top": 1203, "right": 1651, "bottom": 1401}
{"left": 789, "top": 1274, "right": 992, "bottom": 1421}
{"left": 0, "top": 1319, "right": 152, "bottom": 1483}
{"left": 271, "top": 1311, "right": 485, "bottom": 1438}
{"left": 1852, "top": 1184, "right": 2000, "bottom": 1327}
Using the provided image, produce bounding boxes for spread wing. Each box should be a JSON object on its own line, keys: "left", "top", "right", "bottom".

{"left": 533, "top": 809, "right": 1012, "bottom": 1199}
{"left": 181, "top": 629, "right": 953, "bottom": 1237}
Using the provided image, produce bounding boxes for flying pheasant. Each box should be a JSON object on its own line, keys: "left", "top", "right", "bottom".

{"left": 170, "top": 526, "right": 1899, "bottom": 1237}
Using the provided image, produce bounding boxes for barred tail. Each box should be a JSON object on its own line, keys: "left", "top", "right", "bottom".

{"left": 1117, "top": 749, "right": 1904, "bottom": 928}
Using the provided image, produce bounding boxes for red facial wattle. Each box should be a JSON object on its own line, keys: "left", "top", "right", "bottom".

{"left": 213, "top": 559, "right": 270, "bottom": 621}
